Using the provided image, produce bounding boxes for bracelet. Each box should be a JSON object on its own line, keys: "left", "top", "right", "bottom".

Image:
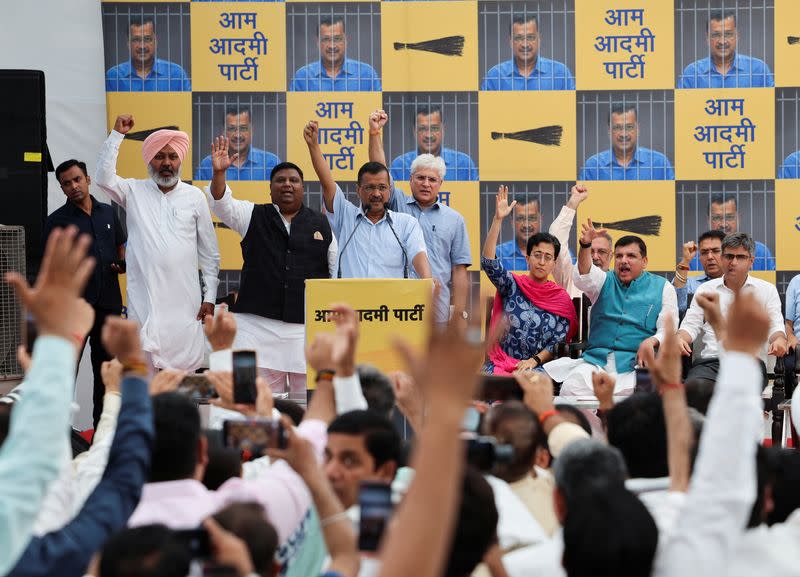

{"left": 70, "top": 332, "right": 85, "bottom": 346}
{"left": 538, "top": 409, "right": 559, "bottom": 424}
{"left": 661, "top": 382, "right": 684, "bottom": 390}
{"left": 320, "top": 511, "right": 350, "bottom": 527}
{"left": 579, "top": 240, "right": 592, "bottom": 248}
{"left": 676, "top": 262, "right": 690, "bottom": 271}
{"left": 532, "top": 354, "right": 543, "bottom": 367}
{"left": 368, "top": 129, "right": 381, "bottom": 136}
{"left": 121, "top": 360, "right": 148, "bottom": 375}
{"left": 316, "top": 369, "right": 335, "bottom": 383}
{"left": 674, "top": 272, "right": 686, "bottom": 283}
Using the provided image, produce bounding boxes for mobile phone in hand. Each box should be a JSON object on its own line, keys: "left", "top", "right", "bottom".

{"left": 634, "top": 367, "right": 655, "bottom": 393}
{"left": 177, "top": 374, "right": 217, "bottom": 401}
{"left": 358, "top": 481, "right": 393, "bottom": 552}
{"left": 222, "top": 418, "right": 288, "bottom": 457}
{"left": 232, "top": 350, "right": 257, "bottom": 404}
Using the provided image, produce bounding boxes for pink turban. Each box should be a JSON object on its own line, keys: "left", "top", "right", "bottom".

{"left": 141, "top": 129, "right": 190, "bottom": 165}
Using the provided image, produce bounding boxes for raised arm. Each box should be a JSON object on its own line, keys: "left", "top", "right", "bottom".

{"left": 483, "top": 186, "right": 516, "bottom": 260}
{"left": 577, "top": 218, "right": 606, "bottom": 276}
{"left": 94, "top": 115, "right": 137, "bottom": 208}
{"left": 304, "top": 121, "right": 337, "bottom": 212}
{"left": 368, "top": 109, "right": 388, "bottom": 167}
{"left": 205, "top": 136, "right": 255, "bottom": 237}
{"left": 550, "top": 185, "right": 587, "bottom": 289}
{"left": 209, "top": 136, "right": 237, "bottom": 200}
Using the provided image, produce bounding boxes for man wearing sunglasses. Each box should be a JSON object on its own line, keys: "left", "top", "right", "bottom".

{"left": 677, "top": 232, "right": 786, "bottom": 387}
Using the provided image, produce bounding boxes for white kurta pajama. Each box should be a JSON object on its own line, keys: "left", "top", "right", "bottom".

{"left": 96, "top": 130, "right": 220, "bottom": 370}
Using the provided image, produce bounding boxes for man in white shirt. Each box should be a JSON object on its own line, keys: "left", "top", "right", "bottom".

{"left": 95, "top": 114, "right": 220, "bottom": 371}
{"left": 678, "top": 232, "right": 786, "bottom": 387}
{"left": 548, "top": 184, "right": 613, "bottom": 298}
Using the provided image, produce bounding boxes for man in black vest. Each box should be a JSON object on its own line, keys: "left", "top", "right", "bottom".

{"left": 206, "top": 136, "right": 337, "bottom": 401}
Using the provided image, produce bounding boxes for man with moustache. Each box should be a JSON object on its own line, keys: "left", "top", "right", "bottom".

{"left": 673, "top": 230, "right": 725, "bottom": 314}
{"left": 106, "top": 16, "right": 191, "bottom": 92}
{"left": 543, "top": 220, "right": 678, "bottom": 396}
{"left": 481, "top": 14, "right": 575, "bottom": 91}
{"left": 205, "top": 135, "right": 336, "bottom": 398}
{"left": 44, "top": 159, "right": 126, "bottom": 427}
{"left": 579, "top": 103, "right": 674, "bottom": 181}
{"left": 389, "top": 105, "right": 478, "bottom": 181}
{"left": 289, "top": 16, "right": 381, "bottom": 91}
{"left": 678, "top": 233, "right": 786, "bottom": 387}
{"left": 195, "top": 106, "right": 281, "bottom": 181}
{"left": 368, "top": 109, "right": 472, "bottom": 324}
{"left": 678, "top": 9, "right": 774, "bottom": 89}
{"left": 305, "top": 120, "right": 431, "bottom": 280}
{"left": 95, "top": 114, "right": 220, "bottom": 371}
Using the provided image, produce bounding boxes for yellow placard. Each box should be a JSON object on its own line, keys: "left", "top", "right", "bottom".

{"left": 575, "top": 0, "right": 674, "bottom": 90}
{"left": 23, "top": 152, "right": 42, "bottom": 163}
{"left": 287, "top": 92, "right": 381, "bottom": 182}
{"left": 576, "top": 181, "right": 676, "bottom": 271}
{"left": 479, "top": 91, "right": 576, "bottom": 181}
{"left": 105, "top": 93, "right": 192, "bottom": 180}
{"left": 190, "top": 3, "right": 286, "bottom": 92}
{"left": 305, "top": 279, "right": 432, "bottom": 389}
{"left": 775, "top": 180, "right": 800, "bottom": 269}
{"left": 775, "top": 0, "right": 800, "bottom": 87}
{"left": 381, "top": 1, "right": 478, "bottom": 91}
{"left": 393, "top": 180, "right": 480, "bottom": 271}
{"left": 674, "top": 88, "right": 775, "bottom": 180}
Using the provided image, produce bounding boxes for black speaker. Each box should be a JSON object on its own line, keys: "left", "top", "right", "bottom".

{"left": 0, "top": 70, "right": 49, "bottom": 278}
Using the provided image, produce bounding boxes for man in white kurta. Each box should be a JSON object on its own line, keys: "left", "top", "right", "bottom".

{"left": 94, "top": 115, "right": 220, "bottom": 371}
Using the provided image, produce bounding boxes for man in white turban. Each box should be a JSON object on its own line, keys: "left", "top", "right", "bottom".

{"left": 95, "top": 114, "right": 220, "bottom": 371}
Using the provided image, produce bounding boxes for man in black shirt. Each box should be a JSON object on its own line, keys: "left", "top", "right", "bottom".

{"left": 44, "top": 159, "right": 126, "bottom": 427}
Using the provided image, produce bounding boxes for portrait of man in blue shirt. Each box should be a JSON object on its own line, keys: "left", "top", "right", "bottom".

{"left": 106, "top": 16, "right": 191, "bottom": 92}
{"left": 689, "top": 194, "right": 775, "bottom": 271}
{"left": 579, "top": 104, "right": 675, "bottom": 181}
{"left": 481, "top": 14, "right": 575, "bottom": 91}
{"left": 390, "top": 105, "right": 478, "bottom": 181}
{"left": 494, "top": 196, "right": 541, "bottom": 271}
{"left": 195, "top": 106, "right": 280, "bottom": 181}
{"left": 677, "top": 9, "right": 774, "bottom": 89}
{"left": 289, "top": 16, "right": 382, "bottom": 92}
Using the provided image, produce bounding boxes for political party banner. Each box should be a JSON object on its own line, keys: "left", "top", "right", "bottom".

{"left": 305, "top": 278, "right": 433, "bottom": 389}
{"left": 100, "top": 0, "right": 796, "bottom": 308}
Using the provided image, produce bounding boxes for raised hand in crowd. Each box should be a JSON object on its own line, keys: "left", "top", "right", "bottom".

{"left": 100, "top": 359, "right": 123, "bottom": 396}
{"left": 210, "top": 135, "right": 238, "bottom": 174}
{"left": 680, "top": 240, "right": 698, "bottom": 266}
{"left": 204, "top": 303, "right": 237, "bottom": 352}
{"left": 726, "top": 291, "right": 771, "bottom": 357}
{"left": 566, "top": 184, "right": 589, "bottom": 210}
{"left": 203, "top": 517, "right": 256, "bottom": 577}
{"left": 368, "top": 109, "right": 389, "bottom": 133}
{"left": 149, "top": 369, "right": 186, "bottom": 396}
{"left": 578, "top": 218, "right": 609, "bottom": 275}
{"left": 207, "top": 371, "right": 274, "bottom": 418}
{"left": 112, "top": 114, "right": 134, "bottom": 135}
{"left": 493, "top": 185, "right": 516, "bottom": 221}
{"left": 591, "top": 371, "right": 616, "bottom": 412}
{"left": 101, "top": 317, "right": 144, "bottom": 368}
{"left": 579, "top": 218, "right": 608, "bottom": 247}
{"left": 390, "top": 370, "right": 424, "bottom": 432}
{"left": 305, "top": 303, "right": 359, "bottom": 378}
{"left": 694, "top": 292, "right": 725, "bottom": 351}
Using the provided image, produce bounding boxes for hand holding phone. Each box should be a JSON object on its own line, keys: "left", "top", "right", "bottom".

{"left": 232, "top": 350, "right": 257, "bottom": 404}
{"left": 358, "top": 481, "right": 393, "bottom": 552}
{"left": 223, "top": 418, "right": 288, "bottom": 458}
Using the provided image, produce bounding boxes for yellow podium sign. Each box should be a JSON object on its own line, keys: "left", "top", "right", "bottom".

{"left": 305, "top": 278, "right": 432, "bottom": 389}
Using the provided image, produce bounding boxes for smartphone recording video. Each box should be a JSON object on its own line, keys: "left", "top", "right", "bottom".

{"left": 358, "top": 481, "right": 393, "bottom": 552}
{"left": 222, "top": 418, "right": 287, "bottom": 457}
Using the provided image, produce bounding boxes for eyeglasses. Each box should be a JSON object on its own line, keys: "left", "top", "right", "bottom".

{"left": 722, "top": 253, "right": 750, "bottom": 262}
{"left": 130, "top": 35, "right": 154, "bottom": 44}
{"left": 515, "top": 215, "right": 539, "bottom": 223}
{"left": 512, "top": 34, "right": 539, "bottom": 43}
{"left": 412, "top": 174, "right": 440, "bottom": 184}
{"left": 611, "top": 124, "right": 637, "bottom": 133}
{"left": 699, "top": 248, "right": 722, "bottom": 256}
{"left": 710, "top": 31, "right": 736, "bottom": 41}
{"left": 710, "top": 214, "right": 737, "bottom": 223}
{"left": 226, "top": 125, "right": 250, "bottom": 133}
{"left": 320, "top": 35, "right": 345, "bottom": 43}
{"left": 361, "top": 184, "right": 389, "bottom": 193}
{"left": 529, "top": 251, "right": 554, "bottom": 262}
{"left": 416, "top": 126, "right": 442, "bottom": 134}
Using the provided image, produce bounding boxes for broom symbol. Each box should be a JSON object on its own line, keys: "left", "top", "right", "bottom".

{"left": 123, "top": 125, "right": 181, "bottom": 141}
{"left": 490, "top": 125, "right": 563, "bottom": 146}
{"left": 393, "top": 35, "right": 465, "bottom": 56}
{"left": 788, "top": 36, "right": 800, "bottom": 45}
{"left": 594, "top": 215, "right": 662, "bottom": 237}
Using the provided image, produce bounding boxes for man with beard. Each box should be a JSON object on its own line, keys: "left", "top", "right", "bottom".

{"left": 481, "top": 14, "right": 575, "bottom": 91}
{"left": 195, "top": 106, "right": 281, "bottom": 181}
{"left": 389, "top": 105, "right": 478, "bottom": 181}
{"left": 543, "top": 220, "right": 677, "bottom": 396}
{"left": 106, "top": 16, "right": 191, "bottom": 92}
{"left": 289, "top": 16, "right": 381, "bottom": 92}
{"left": 44, "top": 159, "right": 126, "bottom": 427}
{"left": 95, "top": 114, "right": 220, "bottom": 371}
{"left": 579, "top": 104, "right": 674, "bottom": 181}
{"left": 673, "top": 230, "right": 725, "bottom": 314}
{"left": 678, "top": 9, "right": 774, "bottom": 89}
{"left": 206, "top": 135, "right": 336, "bottom": 398}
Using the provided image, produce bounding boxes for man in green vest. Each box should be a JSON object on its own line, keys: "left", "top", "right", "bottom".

{"left": 543, "top": 219, "right": 678, "bottom": 396}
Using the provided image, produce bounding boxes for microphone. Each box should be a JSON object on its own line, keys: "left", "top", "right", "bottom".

{"left": 383, "top": 203, "right": 409, "bottom": 279}
{"left": 336, "top": 205, "right": 368, "bottom": 278}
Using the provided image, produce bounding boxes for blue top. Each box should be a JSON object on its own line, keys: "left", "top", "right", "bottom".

{"left": 689, "top": 240, "right": 774, "bottom": 271}
{"left": 10, "top": 375, "right": 154, "bottom": 577}
{"left": 0, "top": 337, "right": 75, "bottom": 576}
{"left": 495, "top": 239, "right": 528, "bottom": 272}
{"left": 328, "top": 185, "right": 427, "bottom": 279}
{"left": 778, "top": 150, "right": 800, "bottom": 179}
{"left": 785, "top": 274, "right": 800, "bottom": 336}
{"left": 106, "top": 58, "right": 191, "bottom": 92}
{"left": 44, "top": 196, "right": 125, "bottom": 310}
{"left": 480, "top": 256, "right": 571, "bottom": 373}
{"left": 195, "top": 147, "right": 281, "bottom": 181}
{"left": 481, "top": 56, "right": 576, "bottom": 91}
{"left": 677, "top": 53, "right": 774, "bottom": 89}
{"left": 675, "top": 274, "right": 710, "bottom": 314}
{"left": 389, "top": 186, "right": 472, "bottom": 322}
{"left": 390, "top": 147, "right": 478, "bottom": 182}
{"left": 579, "top": 146, "right": 675, "bottom": 181}
{"left": 289, "top": 58, "right": 381, "bottom": 91}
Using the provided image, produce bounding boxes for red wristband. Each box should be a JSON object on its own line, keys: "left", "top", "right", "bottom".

{"left": 70, "top": 332, "right": 84, "bottom": 346}
{"left": 538, "top": 409, "right": 559, "bottom": 424}
{"left": 661, "top": 382, "right": 684, "bottom": 390}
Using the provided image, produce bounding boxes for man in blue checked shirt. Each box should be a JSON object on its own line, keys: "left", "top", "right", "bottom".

{"left": 195, "top": 106, "right": 280, "bottom": 181}
{"left": 389, "top": 105, "right": 478, "bottom": 181}
{"left": 481, "top": 14, "right": 575, "bottom": 91}
{"left": 289, "top": 16, "right": 381, "bottom": 92}
{"left": 672, "top": 230, "right": 725, "bottom": 315}
{"left": 678, "top": 9, "right": 773, "bottom": 89}
{"left": 106, "top": 17, "right": 191, "bottom": 92}
{"left": 579, "top": 103, "right": 674, "bottom": 181}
